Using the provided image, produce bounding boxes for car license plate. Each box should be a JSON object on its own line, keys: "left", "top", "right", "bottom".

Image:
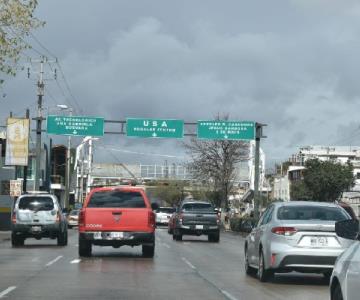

{"left": 311, "top": 236, "right": 328, "bottom": 247}
{"left": 31, "top": 226, "right": 41, "bottom": 232}
{"left": 111, "top": 232, "right": 124, "bottom": 239}
{"left": 94, "top": 232, "right": 102, "bottom": 239}
{"left": 195, "top": 225, "right": 204, "bottom": 230}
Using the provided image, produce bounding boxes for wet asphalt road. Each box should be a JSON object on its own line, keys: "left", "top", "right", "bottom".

{"left": 0, "top": 228, "right": 329, "bottom": 300}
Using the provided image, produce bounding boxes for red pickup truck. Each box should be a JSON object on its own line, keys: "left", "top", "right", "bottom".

{"left": 78, "top": 186, "right": 158, "bottom": 257}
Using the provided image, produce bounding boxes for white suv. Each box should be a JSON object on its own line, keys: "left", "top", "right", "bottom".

{"left": 11, "top": 192, "right": 68, "bottom": 247}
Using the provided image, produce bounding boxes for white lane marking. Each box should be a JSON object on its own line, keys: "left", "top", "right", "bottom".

{"left": 0, "top": 286, "right": 16, "bottom": 298}
{"left": 162, "top": 243, "right": 171, "bottom": 249}
{"left": 221, "top": 290, "right": 239, "bottom": 300}
{"left": 182, "top": 257, "right": 196, "bottom": 270}
{"left": 183, "top": 242, "right": 190, "bottom": 245}
{"left": 70, "top": 259, "right": 81, "bottom": 264}
{"left": 31, "top": 257, "right": 39, "bottom": 262}
{"left": 45, "top": 255, "right": 63, "bottom": 267}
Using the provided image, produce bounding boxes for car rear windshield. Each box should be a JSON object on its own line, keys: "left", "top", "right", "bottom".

{"left": 277, "top": 205, "right": 349, "bottom": 221}
{"left": 70, "top": 210, "right": 79, "bottom": 216}
{"left": 18, "top": 197, "right": 54, "bottom": 211}
{"left": 157, "top": 207, "right": 175, "bottom": 213}
{"left": 87, "top": 191, "right": 146, "bottom": 208}
{"left": 182, "top": 203, "right": 213, "bottom": 212}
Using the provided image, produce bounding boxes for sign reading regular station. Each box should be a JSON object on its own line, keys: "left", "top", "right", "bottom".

{"left": 47, "top": 115, "right": 104, "bottom": 136}
{"left": 126, "top": 118, "right": 184, "bottom": 138}
{"left": 197, "top": 120, "right": 255, "bottom": 140}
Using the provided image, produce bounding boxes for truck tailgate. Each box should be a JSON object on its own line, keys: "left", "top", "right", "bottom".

{"left": 84, "top": 208, "right": 151, "bottom": 232}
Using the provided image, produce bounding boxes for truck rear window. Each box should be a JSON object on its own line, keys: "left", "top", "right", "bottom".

{"left": 182, "top": 203, "right": 213, "bottom": 212}
{"left": 18, "top": 197, "right": 54, "bottom": 211}
{"left": 87, "top": 191, "right": 146, "bottom": 208}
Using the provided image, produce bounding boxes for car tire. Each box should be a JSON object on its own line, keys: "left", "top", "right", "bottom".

{"left": 245, "top": 248, "right": 256, "bottom": 275}
{"left": 208, "top": 232, "right": 220, "bottom": 243}
{"left": 332, "top": 283, "right": 343, "bottom": 300}
{"left": 258, "top": 250, "right": 273, "bottom": 282}
{"left": 11, "top": 233, "right": 24, "bottom": 247}
{"left": 57, "top": 231, "right": 67, "bottom": 246}
{"left": 142, "top": 244, "right": 155, "bottom": 258}
{"left": 79, "top": 236, "right": 92, "bottom": 257}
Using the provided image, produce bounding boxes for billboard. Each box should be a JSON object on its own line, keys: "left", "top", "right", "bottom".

{"left": 5, "top": 118, "right": 30, "bottom": 166}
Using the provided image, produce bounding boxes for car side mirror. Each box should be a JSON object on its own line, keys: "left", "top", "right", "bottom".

{"left": 335, "top": 219, "right": 360, "bottom": 240}
{"left": 151, "top": 203, "right": 159, "bottom": 211}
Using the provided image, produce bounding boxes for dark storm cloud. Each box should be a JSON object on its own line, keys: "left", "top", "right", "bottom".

{"left": 2, "top": 0, "right": 360, "bottom": 165}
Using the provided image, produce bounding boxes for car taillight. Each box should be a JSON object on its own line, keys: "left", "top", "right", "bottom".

{"left": 271, "top": 226, "right": 297, "bottom": 236}
{"left": 12, "top": 211, "right": 16, "bottom": 224}
{"left": 216, "top": 214, "right": 221, "bottom": 224}
{"left": 78, "top": 209, "right": 85, "bottom": 226}
{"left": 148, "top": 211, "right": 156, "bottom": 228}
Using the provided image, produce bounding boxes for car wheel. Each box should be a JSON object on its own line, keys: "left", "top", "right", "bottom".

{"left": 79, "top": 236, "right": 92, "bottom": 257}
{"left": 142, "top": 244, "right": 155, "bottom": 258}
{"left": 208, "top": 232, "right": 220, "bottom": 243}
{"left": 57, "top": 231, "right": 67, "bottom": 246}
{"left": 258, "top": 250, "right": 273, "bottom": 282}
{"left": 11, "top": 233, "right": 24, "bottom": 247}
{"left": 332, "top": 283, "right": 343, "bottom": 300}
{"left": 245, "top": 248, "right": 256, "bottom": 275}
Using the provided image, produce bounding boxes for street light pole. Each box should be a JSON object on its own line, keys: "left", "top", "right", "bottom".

{"left": 57, "top": 104, "right": 72, "bottom": 209}
{"left": 64, "top": 108, "right": 72, "bottom": 209}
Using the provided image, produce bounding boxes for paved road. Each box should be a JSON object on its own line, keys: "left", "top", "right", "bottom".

{"left": 0, "top": 228, "right": 329, "bottom": 299}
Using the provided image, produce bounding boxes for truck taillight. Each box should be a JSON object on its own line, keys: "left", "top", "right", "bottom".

{"left": 12, "top": 211, "right": 16, "bottom": 224}
{"left": 148, "top": 211, "right": 156, "bottom": 228}
{"left": 78, "top": 209, "right": 85, "bottom": 226}
{"left": 271, "top": 226, "right": 297, "bottom": 236}
{"left": 179, "top": 213, "right": 184, "bottom": 223}
{"left": 216, "top": 214, "right": 221, "bottom": 224}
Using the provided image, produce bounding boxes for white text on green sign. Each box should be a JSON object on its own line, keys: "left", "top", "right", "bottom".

{"left": 126, "top": 118, "right": 184, "bottom": 138}
{"left": 197, "top": 121, "right": 255, "bottom": 140}
{"left": 47, "top": 115, "right": 104, "bottom": 136}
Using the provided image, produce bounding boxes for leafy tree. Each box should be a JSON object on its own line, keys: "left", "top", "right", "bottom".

{"left": 0, "top": 0, "right": 43, "bottom": 83}
{"left": 152, "top": 181, "right": 186, "bottom": 207}
{"left": 302, "top": 159, "right": 355, "bottom": 202}
{"left": 290, "top": 180, "right": 311, "bottom": 200}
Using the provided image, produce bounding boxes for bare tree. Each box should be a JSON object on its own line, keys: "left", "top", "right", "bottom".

{"left": 183, "top": 137, "right": 249, "bottom": 209}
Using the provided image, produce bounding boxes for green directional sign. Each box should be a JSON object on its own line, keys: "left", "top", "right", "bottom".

{"left": 47, "top": 115, "right": 104, "bottom": 136}
{"left": 197, "top": 120, "right": 255, "bottom": 140}
{"left": 126, "top": 118, "right": 184, "bottom": 138}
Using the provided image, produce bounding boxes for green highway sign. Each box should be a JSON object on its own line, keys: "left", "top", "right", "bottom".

{"left": 197, "top": 120, "right": 255, "bottom": 140}
{"left": 126, "top": 118, "right": 184, "bottom": 138}
{"left": 47, "top": 115, "right": 104, "bottom": 136}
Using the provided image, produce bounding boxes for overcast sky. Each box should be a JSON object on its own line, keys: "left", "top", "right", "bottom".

{"left": 2, "top": 0, "right": 360, "bottom": 169}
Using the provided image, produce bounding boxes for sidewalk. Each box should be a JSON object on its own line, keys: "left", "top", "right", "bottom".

{"left": 0, "top": 231, "right": 11, "bottom": 243}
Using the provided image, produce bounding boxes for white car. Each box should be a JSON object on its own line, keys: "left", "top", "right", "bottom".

{"left": 330, "top": 219, "right": 360, "bottom": 300}
{"left": 156, "top": 207, "right": 175, "bottom": 225}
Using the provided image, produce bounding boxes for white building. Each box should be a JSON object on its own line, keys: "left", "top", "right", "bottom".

{"left": 273, "top": 166, "right": 305, "bottom": 201}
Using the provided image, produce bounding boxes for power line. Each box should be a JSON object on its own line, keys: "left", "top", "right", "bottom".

{"left": 29, "top": 33, "right": 83, "bottom": 114}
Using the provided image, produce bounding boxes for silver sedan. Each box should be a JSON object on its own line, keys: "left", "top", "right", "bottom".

{"left": 244, "top": 201, "right": 354, "bottom": 282}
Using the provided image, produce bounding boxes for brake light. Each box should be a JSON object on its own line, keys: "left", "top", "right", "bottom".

{"left": 148, "top": 211, "right": 156, "bottom": 228}
{"left": 78, "top": 209, "right": 85, "bottom": 226}
{"left": 12, "top": 211, "right": 16, "bottom": 224}
{"left": 271, "top": 226, "right": 297, "bottom": 236}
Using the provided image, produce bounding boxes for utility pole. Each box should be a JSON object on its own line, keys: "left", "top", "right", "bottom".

{"left": 253, "top": 123, "right": 267, "bottom": 220}
{"left": 23, "top": 109, "right": 30, "bottom": 193}
{"left": 34, "top": 57, "right": 45, "bottom": 191}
